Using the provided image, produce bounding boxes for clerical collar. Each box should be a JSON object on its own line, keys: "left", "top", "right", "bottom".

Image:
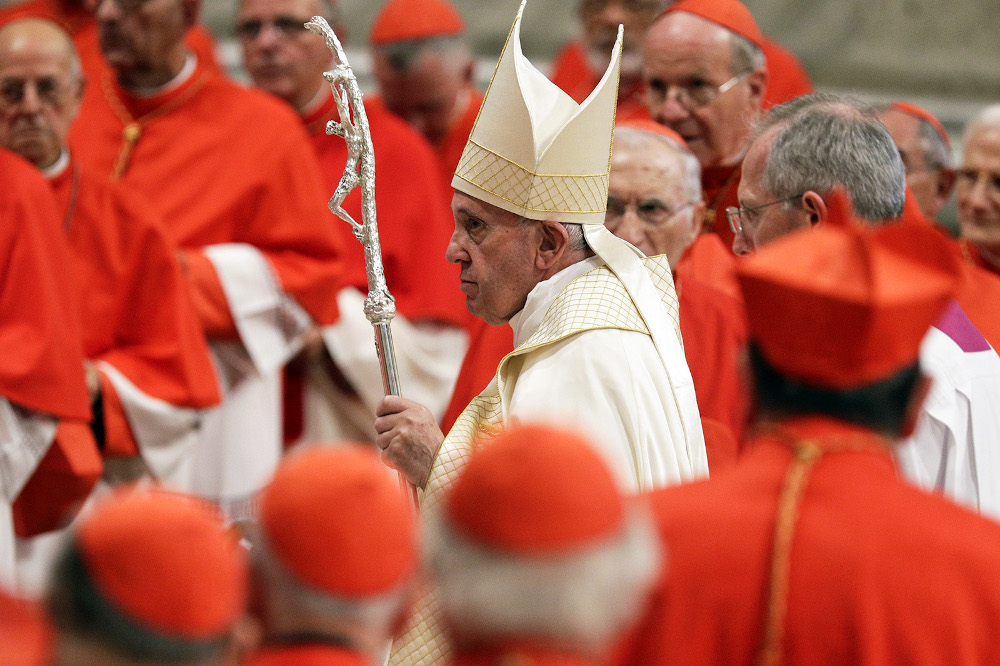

{"left": 42, "top": 149, "right": 70, "bottom": 180}
{"left": 128, "top": 53, "right": 197, "bottom": 98}
{"left": 509, "top": 255, "right": 603, "bottom": 347}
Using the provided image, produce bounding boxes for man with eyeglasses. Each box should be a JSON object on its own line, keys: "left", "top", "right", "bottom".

{"left": 68, "top": 0, "right": 347, "bottom": 521}
{"left": 730, "top": 92, "right": 1000, "bottom": 520}
{"left": 957, "top": 105, "right": 1000, "bottom": 279}
{"left": 641, "top": 0, "right": 768, "bottom": 249}
{"left": 610, "top": 120, "right": 748, "bottom": 468}
{"left": 877, "top": 102, "right": 957, "bottom": 225}
{"left": 237, "top": 0, "right": 468, "bottom": 448}
{"left": 0, "top": 19, "right": 222, "bottom": 587}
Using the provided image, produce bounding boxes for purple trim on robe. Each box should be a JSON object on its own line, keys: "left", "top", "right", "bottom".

{"left": 934, "top": 299, "right": 992, "bottom": 353}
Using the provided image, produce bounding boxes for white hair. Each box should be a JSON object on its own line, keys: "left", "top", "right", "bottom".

{"left": 251, "top": 531, "right": 410, "bottom": 631}
{"left": 425, "top": 504, "right": 661, "bottom": 654}
{"left": 964, "top": 104, "right": 1000, "bottom": 143}
{"left": 612, "top": 126, "right": 703, "bottom": 203}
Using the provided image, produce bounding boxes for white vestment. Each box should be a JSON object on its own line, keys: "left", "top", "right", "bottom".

{"left": 896, "top": 300, "right": 1000, "bottom": 519}
{"left": 389, "top": 254, "right": 707, "bottom": 666}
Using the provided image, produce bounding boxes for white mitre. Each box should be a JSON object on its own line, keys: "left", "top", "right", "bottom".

{"left": 453, "top": 0, "right": 705, "bottom": 459}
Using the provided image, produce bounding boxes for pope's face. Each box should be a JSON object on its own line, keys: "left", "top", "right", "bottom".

{"left": 879, "top": 108, "right": 951, "bottom": 219}
{"left": 642, "top": 12, "right": 763, "bottom": 170}
{"left": 94, "top": 0, "right": 190, "bottom": 77}
{"left": 238, "top": 0, "right": 332, "bottom": 109}
{"left": 446, "top": 192, "right": 543, "bottom": 325}
{"left": 606, "top": 137, "right": 701, "bottom": 266}
{"left": 0, "top": 30, "right": 82, "bottom": 169}
{"left": 957, "top": 124, "right": 1000, "bottom": 253}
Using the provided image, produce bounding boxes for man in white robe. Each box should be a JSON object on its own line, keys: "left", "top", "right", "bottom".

{"left": 374, "top": 3, "right": 707, "bottom": 664}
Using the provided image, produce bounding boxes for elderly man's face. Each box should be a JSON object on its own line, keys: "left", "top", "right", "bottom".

{"left": 879, "top": 108, "right": 952, "bottom": 219}
{"left": 606, "top": 135, "right": 701, "bottom": 266}
{"left": 238, "top": 0, "right": 332, "bottom": 109}
{"left": 0, "top": 25, "right": 82, "bottom": 169}
{"left": 446, "top": 192, "right": 544, "bottom": 325}
{"left": 94, "top": 0, "right": 191, "bottom": 77}
{"left": 642, "top": 12, "right": 764, "bottom": 170}
{"left": 372, "top": 48, "right": 466, "bottom": 146}
{"left": 732, "top": 125, "right": 810, "bottom": 255}
{"left": 957, "top": 124, "right": 1000, "bottom": 253}
{"left": 579, "top": 0, "right": 663, "bottom": 78}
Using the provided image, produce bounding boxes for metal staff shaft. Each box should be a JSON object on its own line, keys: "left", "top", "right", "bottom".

{"left": 305, "top": 16, "right": 401, "bottom": 400}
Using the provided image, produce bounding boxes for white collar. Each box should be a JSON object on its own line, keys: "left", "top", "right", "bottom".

{"left": 42, "top": 148, "right": 70, "bottom": 179}
{"left": 129, "top": 53, "right": 197, "bottom": 98}
{"left": 508, "top": 256, "right": 602, "bottom": 347}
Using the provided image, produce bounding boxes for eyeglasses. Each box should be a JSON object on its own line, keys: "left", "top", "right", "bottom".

{"left": 726, "top": 194, "right": 804, "bottom": 235}
{"left": 956, "top": 168, "right": 1000, "bottom": 198}
{"left": 0, "top": 76, "right": 72, "bottom": 108}
{"left": 235, "top": 15, "right": 313, "bottom": 40}
{"left": 606, "top": 196, "right": 696, "bottom": 227}
{"left": 645, "top": 71, "right": 748, "bottom": 113}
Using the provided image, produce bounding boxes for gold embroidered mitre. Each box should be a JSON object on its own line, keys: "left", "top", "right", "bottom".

{"left": 451, "top": 0, "right": 620, "bottom": 224}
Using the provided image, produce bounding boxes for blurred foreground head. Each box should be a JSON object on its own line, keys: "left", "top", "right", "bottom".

{"left": 252, "top": 445, "right": 418, "bottom": 662}
{"left": 47, "top": 486, "right": 248, "bottom": 665}
{"left": 428, "top": 423, "right": 660, "bottom": 660}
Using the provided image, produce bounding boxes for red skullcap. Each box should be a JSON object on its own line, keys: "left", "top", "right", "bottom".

{"left": 889, "top": 101, "right": 951, "bottom": 151}
{"left": 662, "top": 0, "right": 764, "bottom": 49}
{"left": 370, "top": 0, "right": 465, "bottom": 46}
{"left": 736, "top": 189, "right": 959, "bottom": 389}
{"left": 260, "top": 445, "right": 418, "bottom": 598}
{"left": 445, "top": 424, "right": 625, "bottom": 555}
{"left": 0, "top": 589, "right": 51, "bottom": 665}
{"left": 617, "top": 119, "right": 691, "bottom": 152}
{"left": 76, "top": 486, "right": 247, "bottom": 640}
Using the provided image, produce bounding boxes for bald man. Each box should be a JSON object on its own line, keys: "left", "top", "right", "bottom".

{"left": 957, "top": 105, "right": 1000, "bottom": 277}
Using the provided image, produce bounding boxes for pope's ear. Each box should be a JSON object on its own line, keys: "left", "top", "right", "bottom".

{"left": 535, "top": 220, "right": 571, "bottom": 271}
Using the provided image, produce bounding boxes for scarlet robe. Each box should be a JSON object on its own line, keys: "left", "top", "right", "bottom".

{"left": 440, "top": 319, "right": 513, "bottom": 432}
{"left": 51, "top": 159, "right": 219, "bottom": 461}
{"left": 619, "top": 416, "right": 1000, "bottom": 665}
{"left": 701, "top": 161, "right": 741, "bottom": 250}
{"left": 550, "top": 40, "right": 649, "bottom": 123}
{"left": 0, "top": 0, "right": 220, "bottom": 82}
{"left": 69, "top": 57, "right": 345, "bottom": 510}
{"left": 0, "top": 149, "right": 100, "bottom": 544}
{"left": 675, "top": 234, "right": 748, "bottom": 468}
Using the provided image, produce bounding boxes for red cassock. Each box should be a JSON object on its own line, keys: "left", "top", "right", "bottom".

{"left": 366, "top": 88, "right": 484, "bottom": 201}
{"left": 0, "top": 0, "right": 220, "bottom": 83}
{"left": 674, "top": 234, "right": 748, "bottom": 469}
{"left": 759, "top": 38, "right": 813, "bottom": 110}
{"left": 0, "top": 149, "right": 100, "bottom": 536}
{"left": 302, "top": 91, "right": 465, "bottom": 327}
{"left": 550, "top": 40, "right": 649, "bottom": 123}
{"left": 701, "top": 161, "right": 741, "bottom": 251}
{"left": 244, "top": 644, "right": 371, "bottom": 665}
{"left": 69, "top": 57, "right": 344, "bottom": 334}
{"left": 50, "top": 159, "right": 220, "bottom": 457}
{"left": 618, "top": 416, "right": 1000, "bottom": 666}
